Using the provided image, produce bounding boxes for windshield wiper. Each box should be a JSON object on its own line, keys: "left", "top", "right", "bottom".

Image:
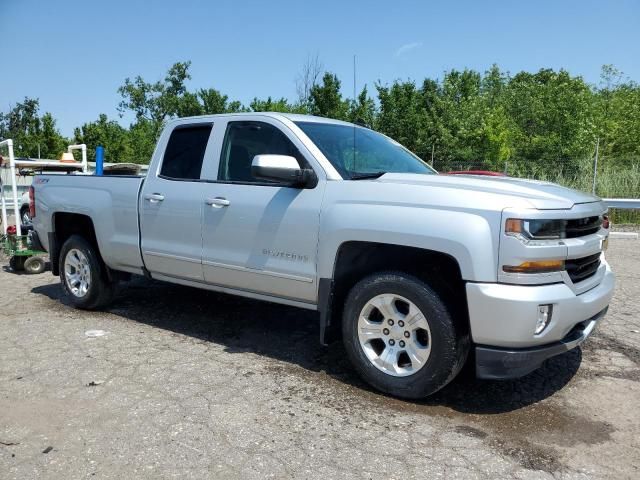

{"left": 350, "top": 171, "right": 387, "bottom": 180}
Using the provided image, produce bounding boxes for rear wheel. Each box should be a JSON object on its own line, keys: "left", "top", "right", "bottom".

{"left": 342, "top": 271, "right": 468, "bottom": 399}
{"left": 20, "top": 206, "right": 31, "bottom": 225}
{"left": 59, "top": 235, "right": 114, "bottom": 309}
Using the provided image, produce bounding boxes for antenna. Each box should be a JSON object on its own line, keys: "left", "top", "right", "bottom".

{"left": 353, "top": 54, "right": 357, "bottom": 171}
{"left": 353, "top": 54, "right": 356, "bottom": 102}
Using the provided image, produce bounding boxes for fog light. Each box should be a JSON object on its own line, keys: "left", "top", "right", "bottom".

{"left": 535, "top": 304, "right": 553, "bottom": 334}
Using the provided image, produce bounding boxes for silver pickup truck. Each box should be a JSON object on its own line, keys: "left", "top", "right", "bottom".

{"left": 31, "top": 113, "right": 615, "bottom": 398}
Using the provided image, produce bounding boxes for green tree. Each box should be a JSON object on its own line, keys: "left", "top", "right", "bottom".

{"left": 482, "top": 64, "right": 507, "bottom": 107}
{"left": 117, "top": 60, "right": 196, "bottom": 138}
{"left": 505, "top": 69, "right": 595, "bottom": 163}
{"left": 432, "top": 69, "right": 489, "bottom": 165}
{"left": 127, "top": 119, "right": 158, "bottom": 165}
{"left": 0, "top": 97, "right": 42, "bottom": 157}
{"left": 309, "top": 73, "right": 349, "bottom": 120}
{"left": 605, "top": 85, "right": 640, "bottom": 159}
{"left": 73, "top": 114, "right": 132, "bottom": 163}
{"left": 479, "top": 106, "right": 514, "bottom": 167}
{"left": 249, "top": 97, "right": 304, "bottom": 113}
{"left": 376, "top": 80, "right": 430, "bottom": 158}
{"left": 198, "top": 88, "right": 244, "bottom": 114}
{"left": 175, "top": 91, "right": 204, "bottom": 117}
{"left": 4, "top": 61, "right": 637, "bottom": 184}
{"left": 594, "top": 65, "right": 640, "bottom": 161}
{"left": 0, "top": 97, "right": 68, "bottom": 159}
{"left": 40, "top": 113, "right": 68, "bottom": 159}
{"left": 348, "top": 86, "right": 376, "bottom": 128}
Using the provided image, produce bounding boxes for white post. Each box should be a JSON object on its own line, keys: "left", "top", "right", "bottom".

{"left": 81, "top": 144, "right": 87, "bottom": 173}
{"left": 67, "top": 144, "right": 88, "bottom": 173}
{"left": 592, "top": 137, "right": 599, "bottom": 195}
{"left": 0, "top": 174, "right": 7, "bottom": 235}
{"left": 5, "top": 140, "right": 21, "bottom": 236}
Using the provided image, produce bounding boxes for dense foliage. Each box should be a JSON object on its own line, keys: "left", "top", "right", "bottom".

{"left": 1, "top": 61, "right": 638, "bottom": 201}
{"left": 0, "top": 98, "right": 67, "bottom": 160}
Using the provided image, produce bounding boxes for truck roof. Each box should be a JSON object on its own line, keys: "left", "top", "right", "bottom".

{"left": 169, "top": 112, "right": 355, "bottom": 127}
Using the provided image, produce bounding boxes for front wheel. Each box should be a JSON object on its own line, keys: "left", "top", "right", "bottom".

{"left": 59, "top": 235, "right": 114, "bottom": 309}
{"left": 342, "top": 272, "right": 468, "bottom": 399}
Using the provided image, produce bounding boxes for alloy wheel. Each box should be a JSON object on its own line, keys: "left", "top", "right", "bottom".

{"left": 357, "top": 293, "right": 432, "bottom": 377}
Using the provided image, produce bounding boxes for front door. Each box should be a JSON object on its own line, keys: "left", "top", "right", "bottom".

{"left": 201, "top": 120, "right": 324, "bottom": 303}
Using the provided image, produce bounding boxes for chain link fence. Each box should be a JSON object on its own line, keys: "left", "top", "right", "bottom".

{"left": 431, "top": 157, "right": 639, "bottom": 199}
{"left": 431, "top": 157, "right": 639, "bottom": 223}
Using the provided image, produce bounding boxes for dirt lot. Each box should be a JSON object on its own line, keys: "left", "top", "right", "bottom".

{"left": 1, "top": 238, "right": 639, "bottom": 479}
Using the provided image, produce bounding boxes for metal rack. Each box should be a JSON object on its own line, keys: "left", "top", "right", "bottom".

{"left": 0, "top": 139, "right": 88, "bottom": 236}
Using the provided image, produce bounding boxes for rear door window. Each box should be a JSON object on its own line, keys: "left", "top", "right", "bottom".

{"left": 160, "top": 124, "right": 213, "bottom": 180}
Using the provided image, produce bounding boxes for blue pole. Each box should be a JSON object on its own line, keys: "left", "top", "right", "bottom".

{"left": 95, "top": 146, "right": 104, "bottom": 176}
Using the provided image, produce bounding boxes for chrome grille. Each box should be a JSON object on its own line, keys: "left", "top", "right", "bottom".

{"left": 565, "top": 216, "right": 602, "bottom": 238}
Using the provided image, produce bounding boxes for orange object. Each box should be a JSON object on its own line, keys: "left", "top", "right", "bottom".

{"left": 505, "top": 218, "right": 523, "bottom": 234}
{"left": 59, "top": 152, "right": 79, "bottom": 163}
{"left": 503, "top": 259, "right": 565, "bottom": 273}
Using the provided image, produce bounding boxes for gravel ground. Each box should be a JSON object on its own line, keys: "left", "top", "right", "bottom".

{"left": 0, "top": 238, "right": 639, "bottom": 479}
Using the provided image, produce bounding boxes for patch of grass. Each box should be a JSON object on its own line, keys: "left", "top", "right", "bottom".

{"left": 510, "top": 158, "right": 639, "bottom": 224}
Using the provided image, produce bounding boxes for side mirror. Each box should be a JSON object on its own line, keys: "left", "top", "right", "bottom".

{"left": 251, "top": 155, "right": 317, "bottom": 188}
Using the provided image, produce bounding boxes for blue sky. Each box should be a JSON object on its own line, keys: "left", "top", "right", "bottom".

{"left": 1, "top": 0, "right": 639, "bottom": 136}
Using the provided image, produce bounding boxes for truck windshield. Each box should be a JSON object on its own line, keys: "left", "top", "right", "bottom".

{"left": 295, "top": 121, "right": 436, "bottom": 179}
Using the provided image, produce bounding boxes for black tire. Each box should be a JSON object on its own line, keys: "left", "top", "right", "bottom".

{"left": 59, "top": 235, "right": 114, "bottom": 309}
{"left": 10, "top": 256, "right": 26, "bottom": 271}
{"left": 342, "top": 271, "right": 468, "bottom": 399}
{"left": 20, "top": 206, "right": 32, "bottom": 225}
{"left": 23, "top": 256, "right": 46, "bottom": 274}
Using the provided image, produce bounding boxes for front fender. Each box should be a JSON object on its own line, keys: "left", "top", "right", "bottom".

{"left": 317, "top": 202, "right": 501, "bottom": 283}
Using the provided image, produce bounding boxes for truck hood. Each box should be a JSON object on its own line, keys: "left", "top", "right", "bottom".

{"left": 376, "top": 173, "right": 600, "bottom": 210}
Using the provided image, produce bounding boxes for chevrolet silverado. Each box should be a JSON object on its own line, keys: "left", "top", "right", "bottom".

{"left": 31, "top": 113, "right": 615, "bottom": 398}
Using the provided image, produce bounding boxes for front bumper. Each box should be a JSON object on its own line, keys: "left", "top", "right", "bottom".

{"left": 475, "top": 307, "right": 607, "bottom": 379}
{"left": 466, "top": 259, "right": 614, "bottom": 379}
{"left": 466, "top": 259, "right": 614, "bottom": 348}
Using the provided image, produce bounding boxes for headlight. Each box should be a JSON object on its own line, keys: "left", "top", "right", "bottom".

{"left": 505, "top": 218, "right": 566, "bottom": 240}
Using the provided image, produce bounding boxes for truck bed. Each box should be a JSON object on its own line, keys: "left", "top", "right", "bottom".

{"left": 33, "top": 174, "right": 146, "bottom": 274}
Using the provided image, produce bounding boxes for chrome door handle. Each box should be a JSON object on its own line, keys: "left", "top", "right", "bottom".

{"left": 144, "top": 193, "right": 165, "bottom": 203}
{"left": 206, "top": 197, "right": 230, "bottom": 207}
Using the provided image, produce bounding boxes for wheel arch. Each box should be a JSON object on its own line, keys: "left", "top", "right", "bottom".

{"left": 318, "top": 241, "right": 469, "bottom": 345}
{"left": 50, "top": 212, "right": 103, "bottom": 276}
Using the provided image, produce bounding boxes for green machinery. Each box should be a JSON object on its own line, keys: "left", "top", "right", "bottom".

{"left": 1, "top": 232, "right": 46, "bottom": 274}
{"left": 1, "top": 138, "right": 87, "bottom": 274}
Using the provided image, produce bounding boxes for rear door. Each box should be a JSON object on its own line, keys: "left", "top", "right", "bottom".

{"left": 139, "top": 122, "right": 214, "bottom": 281}
{"left": 200, "top": 118, "right": 325, "bottom": 303}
